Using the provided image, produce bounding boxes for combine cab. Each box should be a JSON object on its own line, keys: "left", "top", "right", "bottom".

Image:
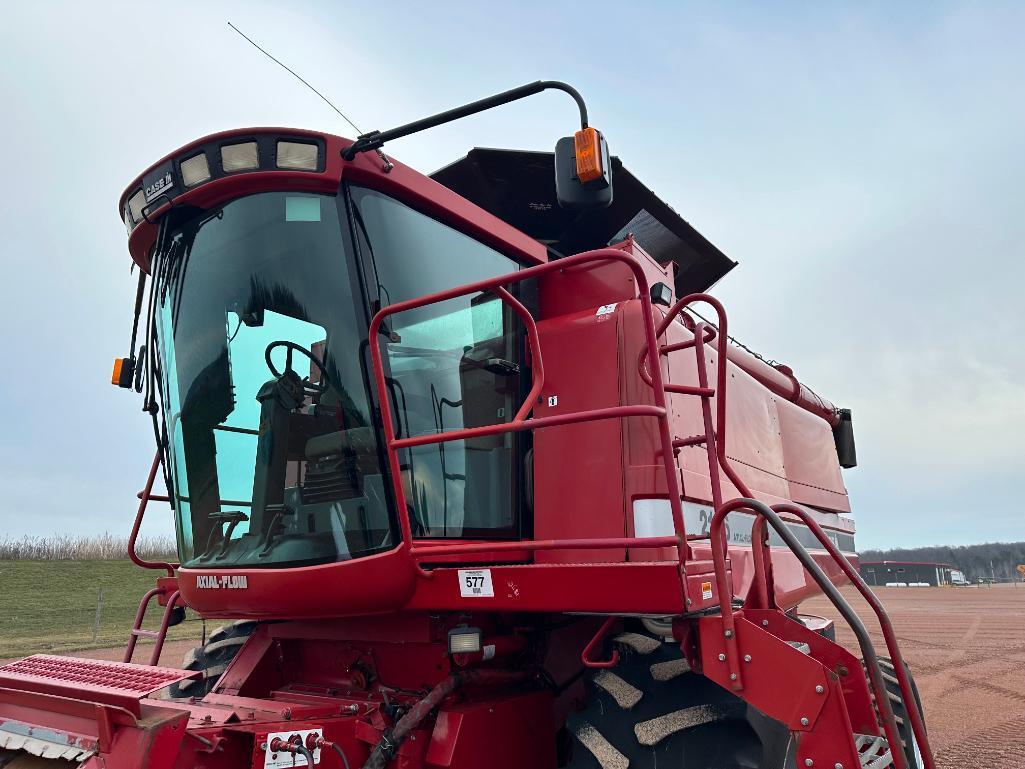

{"left": 0, "top": 82, "right": 933, "bottom": 769}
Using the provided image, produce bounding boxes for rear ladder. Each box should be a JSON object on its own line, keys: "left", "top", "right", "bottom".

{"left": 649, "top": 293, "right": 935, "bottom": 769}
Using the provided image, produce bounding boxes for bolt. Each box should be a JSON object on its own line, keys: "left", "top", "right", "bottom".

{"left": 834, "top": 764, "right": 843, "bottom": 769}
{"left": 686, "top": 598, "right": 693, "bottom": 607}
{"left": 743, "top": 654, "right": 752, "bottom": 662}
{"left": 724, "top": 630, "right": 733, "bottom": 638}
{"left": 800, "top": 717, "right": 810, "bottom": 727}
{"left": 815, "top": 685, "right": 825, "bottom": 694}
{"left": 805, "top": 760, "right": 814, "bottom": 767}
{"left": 762, "top": 620, "right": 769, "bottom": 627}
{"left": 730, "top": 673, "right": 738, "bottom": 681}
{"left": 718, "top": 653, "right": 726, "bottom": 661}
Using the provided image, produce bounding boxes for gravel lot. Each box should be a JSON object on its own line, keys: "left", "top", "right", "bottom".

{"left": 803, "top": 583, "right": 1025, "bottom": 769}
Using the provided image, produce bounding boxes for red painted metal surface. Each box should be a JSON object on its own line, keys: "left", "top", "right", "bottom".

{"left": 0, "top": 656, "right": 194, "bottom": 715}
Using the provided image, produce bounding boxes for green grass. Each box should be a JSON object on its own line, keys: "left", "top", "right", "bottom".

{"left": 0, "top": 560, "right": 203, "bottom": 659}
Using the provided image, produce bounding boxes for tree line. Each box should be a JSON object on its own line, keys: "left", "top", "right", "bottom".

{"left": 859, "top": 541, "right": 1025, "bottom": 582}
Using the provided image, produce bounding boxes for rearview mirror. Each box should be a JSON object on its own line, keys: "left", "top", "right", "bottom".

{"left": 555, "top": 132, "right": 613, "bottom": 211}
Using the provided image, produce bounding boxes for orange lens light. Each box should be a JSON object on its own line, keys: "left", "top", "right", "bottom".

{"left": 574, "top": 127, "right": 603, "bottom": 183}
{"left": 111, "top": 357, "right": 134, "bottom": 388}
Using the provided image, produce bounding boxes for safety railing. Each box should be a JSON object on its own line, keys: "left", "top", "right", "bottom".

{"left": 119, "top": 450, "right": 183, "bottom": 665}
{"left": 122, "top": 586, "right": 182, "bottom": 666}
{"left": 368, "top": 247, "right": 690, "bottom": 570}
{"left": 639, "top": 295, "right": 935, "bottom": 768}
{"left": 128, "top": 450, "right": 178, "bottom": 577}
{"left": 637, "top": 294, "right": 757, "bottom": 511}
{"left": 707, "top": 498, "right": 936, "bottom": 769}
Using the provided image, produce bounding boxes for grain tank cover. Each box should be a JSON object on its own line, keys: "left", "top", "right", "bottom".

{"left": 432, "top": 148, "right": 737, "bottom": 295}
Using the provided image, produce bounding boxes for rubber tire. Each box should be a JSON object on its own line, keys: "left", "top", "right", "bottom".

{"left": 873, "top": 658, "right": 925, "bottom": 769}
{"left": 563, "top": 625, "right": 795, "bottom": 769}
{"left": 169, "top": 620, "right": 258, "bottom": 698}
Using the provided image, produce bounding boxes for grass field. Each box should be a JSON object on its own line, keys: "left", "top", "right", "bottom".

{"left": 0, "top": 560, "right": 203, "bottom": 659}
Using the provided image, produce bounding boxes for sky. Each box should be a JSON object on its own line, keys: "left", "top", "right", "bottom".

{"left": 0, "top": 1, "right": 1022, "bottom": 550}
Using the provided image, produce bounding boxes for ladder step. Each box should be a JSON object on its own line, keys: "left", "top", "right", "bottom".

{"left": 131, "top": 629, "right": 160, "bottom": 638}
{"left": 665, "top": 384, "right": 715, "bottom": 397}
{"left": 855, "top": 733, "right": 892, "bottom": 769}
{"left": 673, "top": 435, "right": 707, "bottom": 448}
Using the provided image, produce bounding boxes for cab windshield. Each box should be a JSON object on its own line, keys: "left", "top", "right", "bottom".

{"left": 154, "top": 188, "right": 525, "bottom": 569}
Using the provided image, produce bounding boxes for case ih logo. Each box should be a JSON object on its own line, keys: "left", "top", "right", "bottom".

{"left": 144, "top": 171, "right": 174, "bottom": 202}
{"left": 196, "top": 575, "right": 249, "bottom": 589}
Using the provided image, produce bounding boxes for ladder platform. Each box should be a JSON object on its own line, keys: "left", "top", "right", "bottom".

{"left": 0, "top": 655, "right": 197, "bottom": 713}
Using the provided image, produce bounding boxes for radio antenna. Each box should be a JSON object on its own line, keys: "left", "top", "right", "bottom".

{"left": 227, "top": 21, "right": 363, "bottom": 135}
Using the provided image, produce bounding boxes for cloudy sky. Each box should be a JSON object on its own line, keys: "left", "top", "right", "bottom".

{"left": 0, "top": 2, "right": 1021, "bottom": 550}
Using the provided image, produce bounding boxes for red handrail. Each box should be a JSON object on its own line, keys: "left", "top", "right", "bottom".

{"left": 127, "top": 450, "right": 177, "bottom": 577}
{"left": 713, "top": 502, "right": 914, "bottom": 769}
{"left": 123, "top": 587, "right": 181, "bottom": 666}
{"left": 638, "top": 296, "right": 756, "bottom": 510}
{"left": 771, "top": 502, "right": 935, "bottom": 769}
{"left": 368, "top": 247, "right": 689, "bottom": 567}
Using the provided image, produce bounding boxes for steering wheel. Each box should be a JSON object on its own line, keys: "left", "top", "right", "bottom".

{"left": 265, "top": 341, "right": 329, "bottom": 396}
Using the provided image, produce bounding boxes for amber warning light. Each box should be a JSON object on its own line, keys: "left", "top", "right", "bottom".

{"left": 111, "top": 357, "right": 134, "bottom": 388}
{"left": 574, "top": 127, "right": 606, "bottom": 184}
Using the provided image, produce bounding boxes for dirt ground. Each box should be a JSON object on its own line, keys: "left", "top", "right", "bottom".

{"left": 803, "top": 583, "right": 1025, "bottom": 769}
{"left": 0, "top": 637, "right": 198, "bottom": 668}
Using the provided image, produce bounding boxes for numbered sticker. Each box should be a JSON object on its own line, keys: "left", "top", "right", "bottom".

{"left": 458, "top": 569, "right": 495, "bottom": 598}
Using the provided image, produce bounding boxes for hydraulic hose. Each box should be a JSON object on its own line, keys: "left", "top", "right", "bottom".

{"left": 361, "top": 669, "right": 528, "bottom": 769}
{"left": 327, "top": 742, "right": 351, "bottom": 769}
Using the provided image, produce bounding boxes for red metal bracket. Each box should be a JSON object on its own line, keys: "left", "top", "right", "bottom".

{"left": 581, "top": 618, "right": 620, "bottom": 669}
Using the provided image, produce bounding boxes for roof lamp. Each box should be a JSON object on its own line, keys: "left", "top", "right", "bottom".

{"left": 127, "top": 190, "right": 147, "bottom": 225}
{"left": 221, "top": 142, "right": 259, "bottom": 172}
{"left": 276, "top": 141, "right": 318, "bottom": 170}
{"left": 180, "top": 153, "right": 212, "bottom": 187}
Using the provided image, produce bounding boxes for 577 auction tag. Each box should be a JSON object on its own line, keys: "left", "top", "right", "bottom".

{"left": 458, "top": 569, "right": 494, "bottom": 598}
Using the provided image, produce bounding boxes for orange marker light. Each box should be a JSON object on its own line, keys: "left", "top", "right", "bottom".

{"left": 574, "top": 127, "right": 603, "bottom": 183}
{"left": 111, "top": 357, "right": 134, "bottom": 388}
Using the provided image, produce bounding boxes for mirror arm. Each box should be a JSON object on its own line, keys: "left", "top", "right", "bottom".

{"left": 341, "top": 80, "right": 589, "bottom": 160}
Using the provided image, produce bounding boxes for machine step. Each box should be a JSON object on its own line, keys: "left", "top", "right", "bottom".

{"left": 0, "top": 654, "right": 197, "bottom": 714}
{"left": 855, "top": 733, "right": 894, "bottom": 769}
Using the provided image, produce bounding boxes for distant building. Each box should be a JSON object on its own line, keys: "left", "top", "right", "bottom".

{"left": 860, "top": 560, "right": 968, "bottom": 587}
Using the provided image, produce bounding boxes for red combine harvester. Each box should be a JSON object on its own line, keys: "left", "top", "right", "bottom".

{"left": 0, "top": 82, "right": 933, "bottom": 769}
